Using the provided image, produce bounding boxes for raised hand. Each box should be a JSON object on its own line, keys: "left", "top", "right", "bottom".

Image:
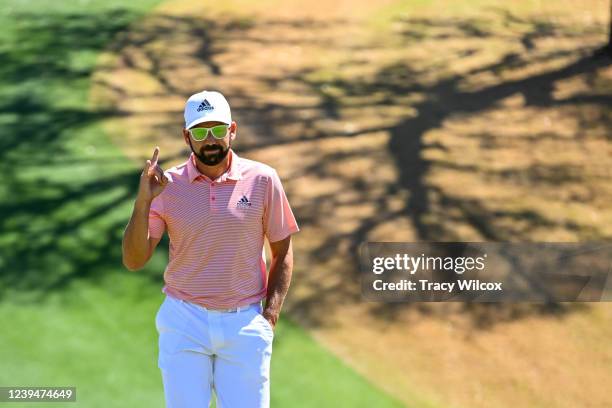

{"left": 138, "top": 146, "right": 168, "bottom": 203}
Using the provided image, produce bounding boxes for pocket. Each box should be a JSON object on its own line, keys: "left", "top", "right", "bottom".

{"left": 156, "top": 296, "right": 187, "bottom": 333}
{"left": 155, "top": 296, "right": 177, "bottom": 332}
{"left": 155, "top": 298, "right": 167, "bottom": 332}
{"left": 255, "top": 310, "right": 275, "bottom": 335}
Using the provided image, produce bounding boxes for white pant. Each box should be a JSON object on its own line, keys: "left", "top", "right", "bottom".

{"left": 155, "top": 295, "right": 274, "bottom": 408}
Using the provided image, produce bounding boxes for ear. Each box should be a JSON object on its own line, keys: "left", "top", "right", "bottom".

{"left": 182, "top": 128, "right": 190, "bottom": 145}
{"left": 229, "top": 121, "right": 237, "bottom": 143}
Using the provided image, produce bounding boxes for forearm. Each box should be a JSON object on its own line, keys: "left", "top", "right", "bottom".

{"left": 122, "top": 198, "right": 152, "bottom": 270}
{"left": 263, "top": 246, "right": 293, "bottom": 323}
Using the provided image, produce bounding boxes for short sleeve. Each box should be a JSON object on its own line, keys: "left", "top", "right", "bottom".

{"left": 263, "top": 170, "right": 299, "bottom": 242}
{"left": 148, "top": 194, "right": 166, "bottom": 239}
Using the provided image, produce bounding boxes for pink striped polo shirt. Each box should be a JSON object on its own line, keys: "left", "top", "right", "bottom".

{"left": 148, "top": 150, "right": 299, "bottom": 309}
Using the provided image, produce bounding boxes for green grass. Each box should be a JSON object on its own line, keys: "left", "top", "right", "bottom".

{"left": 0, "top": 1, "right": 403, "bottom": 406}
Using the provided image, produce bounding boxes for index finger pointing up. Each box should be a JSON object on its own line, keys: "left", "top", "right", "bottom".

{"left": 151, "top": 146, "right": 160, "bottom": 165}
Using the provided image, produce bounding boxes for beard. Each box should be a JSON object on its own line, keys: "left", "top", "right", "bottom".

{"left": 189, "top": 140, "right": 231, "bottom": 166}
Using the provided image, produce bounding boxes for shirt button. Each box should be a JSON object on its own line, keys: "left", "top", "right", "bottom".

{"left": 211, "top": 196, "right": 215, "bottom": 201}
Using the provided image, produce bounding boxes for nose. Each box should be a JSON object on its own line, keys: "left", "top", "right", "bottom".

{"left": 203, "top": 130, "right": 218, "bottom": 144}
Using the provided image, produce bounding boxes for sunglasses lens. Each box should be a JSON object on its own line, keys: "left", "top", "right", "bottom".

{"left": 190, "top": 125, "right": 228, "bottom": 140}
{"left": 211, "top": 125, "right": 228, "bottom": 139}
{"left": 190, "top": 128, "right": 208, "bottom": 140}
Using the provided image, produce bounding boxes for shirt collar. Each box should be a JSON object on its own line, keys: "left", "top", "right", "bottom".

{"left": 187, "top": 149, "right": 242, "bottom": 183}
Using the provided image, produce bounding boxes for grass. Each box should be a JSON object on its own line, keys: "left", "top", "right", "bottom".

{"left": 0, "top": 1, "right": 403, "bottom": 407}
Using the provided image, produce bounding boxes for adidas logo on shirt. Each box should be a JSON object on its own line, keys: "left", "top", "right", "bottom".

{"left": 236, "top": 195, "right": 252, "bottom": 208}
{"left": 196, "top": 99, "right": 214, "bottom": 112}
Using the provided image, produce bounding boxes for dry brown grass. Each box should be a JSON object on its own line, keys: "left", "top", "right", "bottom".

{"left": 91, "top": 0, "right": 612, "bottom": 406}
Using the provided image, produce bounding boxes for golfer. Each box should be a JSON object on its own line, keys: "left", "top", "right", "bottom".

{"left": 122, "top": 90, "right": 299, "bottom": 407}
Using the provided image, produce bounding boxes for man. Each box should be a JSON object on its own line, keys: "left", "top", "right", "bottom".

{"left": 122, "top": 90, "right": 299, "bottom": 408}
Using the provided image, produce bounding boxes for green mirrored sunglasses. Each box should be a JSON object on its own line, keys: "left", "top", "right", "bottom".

{"left": 189, "top": 124, "right": 229, "bottom": 141}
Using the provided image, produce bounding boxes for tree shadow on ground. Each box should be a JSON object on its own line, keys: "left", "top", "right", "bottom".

{"left": 0, "top": 9, "right": 174, "bottom": 302}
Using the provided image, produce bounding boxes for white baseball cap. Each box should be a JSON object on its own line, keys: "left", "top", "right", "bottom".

{"left": 184, "top": 90, "right": 232, "bottom": 129}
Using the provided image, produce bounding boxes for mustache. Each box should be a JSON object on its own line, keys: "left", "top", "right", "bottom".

{"left": 202, "top": 144, "right": 223, "bottom": 151}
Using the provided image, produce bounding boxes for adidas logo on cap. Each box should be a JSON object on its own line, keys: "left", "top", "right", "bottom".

{"left": 196, "top": 99, "right": 214, "bottom": 112}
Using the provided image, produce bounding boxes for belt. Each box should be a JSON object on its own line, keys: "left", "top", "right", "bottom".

{"left": 195, "top": 301, "right": 261, "bottom": 313}
{"left": 168, "top": 295, "right": 261, "bottom": 313}
{"left": 212, "top": 302, "right": 260, "bottom": 313}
